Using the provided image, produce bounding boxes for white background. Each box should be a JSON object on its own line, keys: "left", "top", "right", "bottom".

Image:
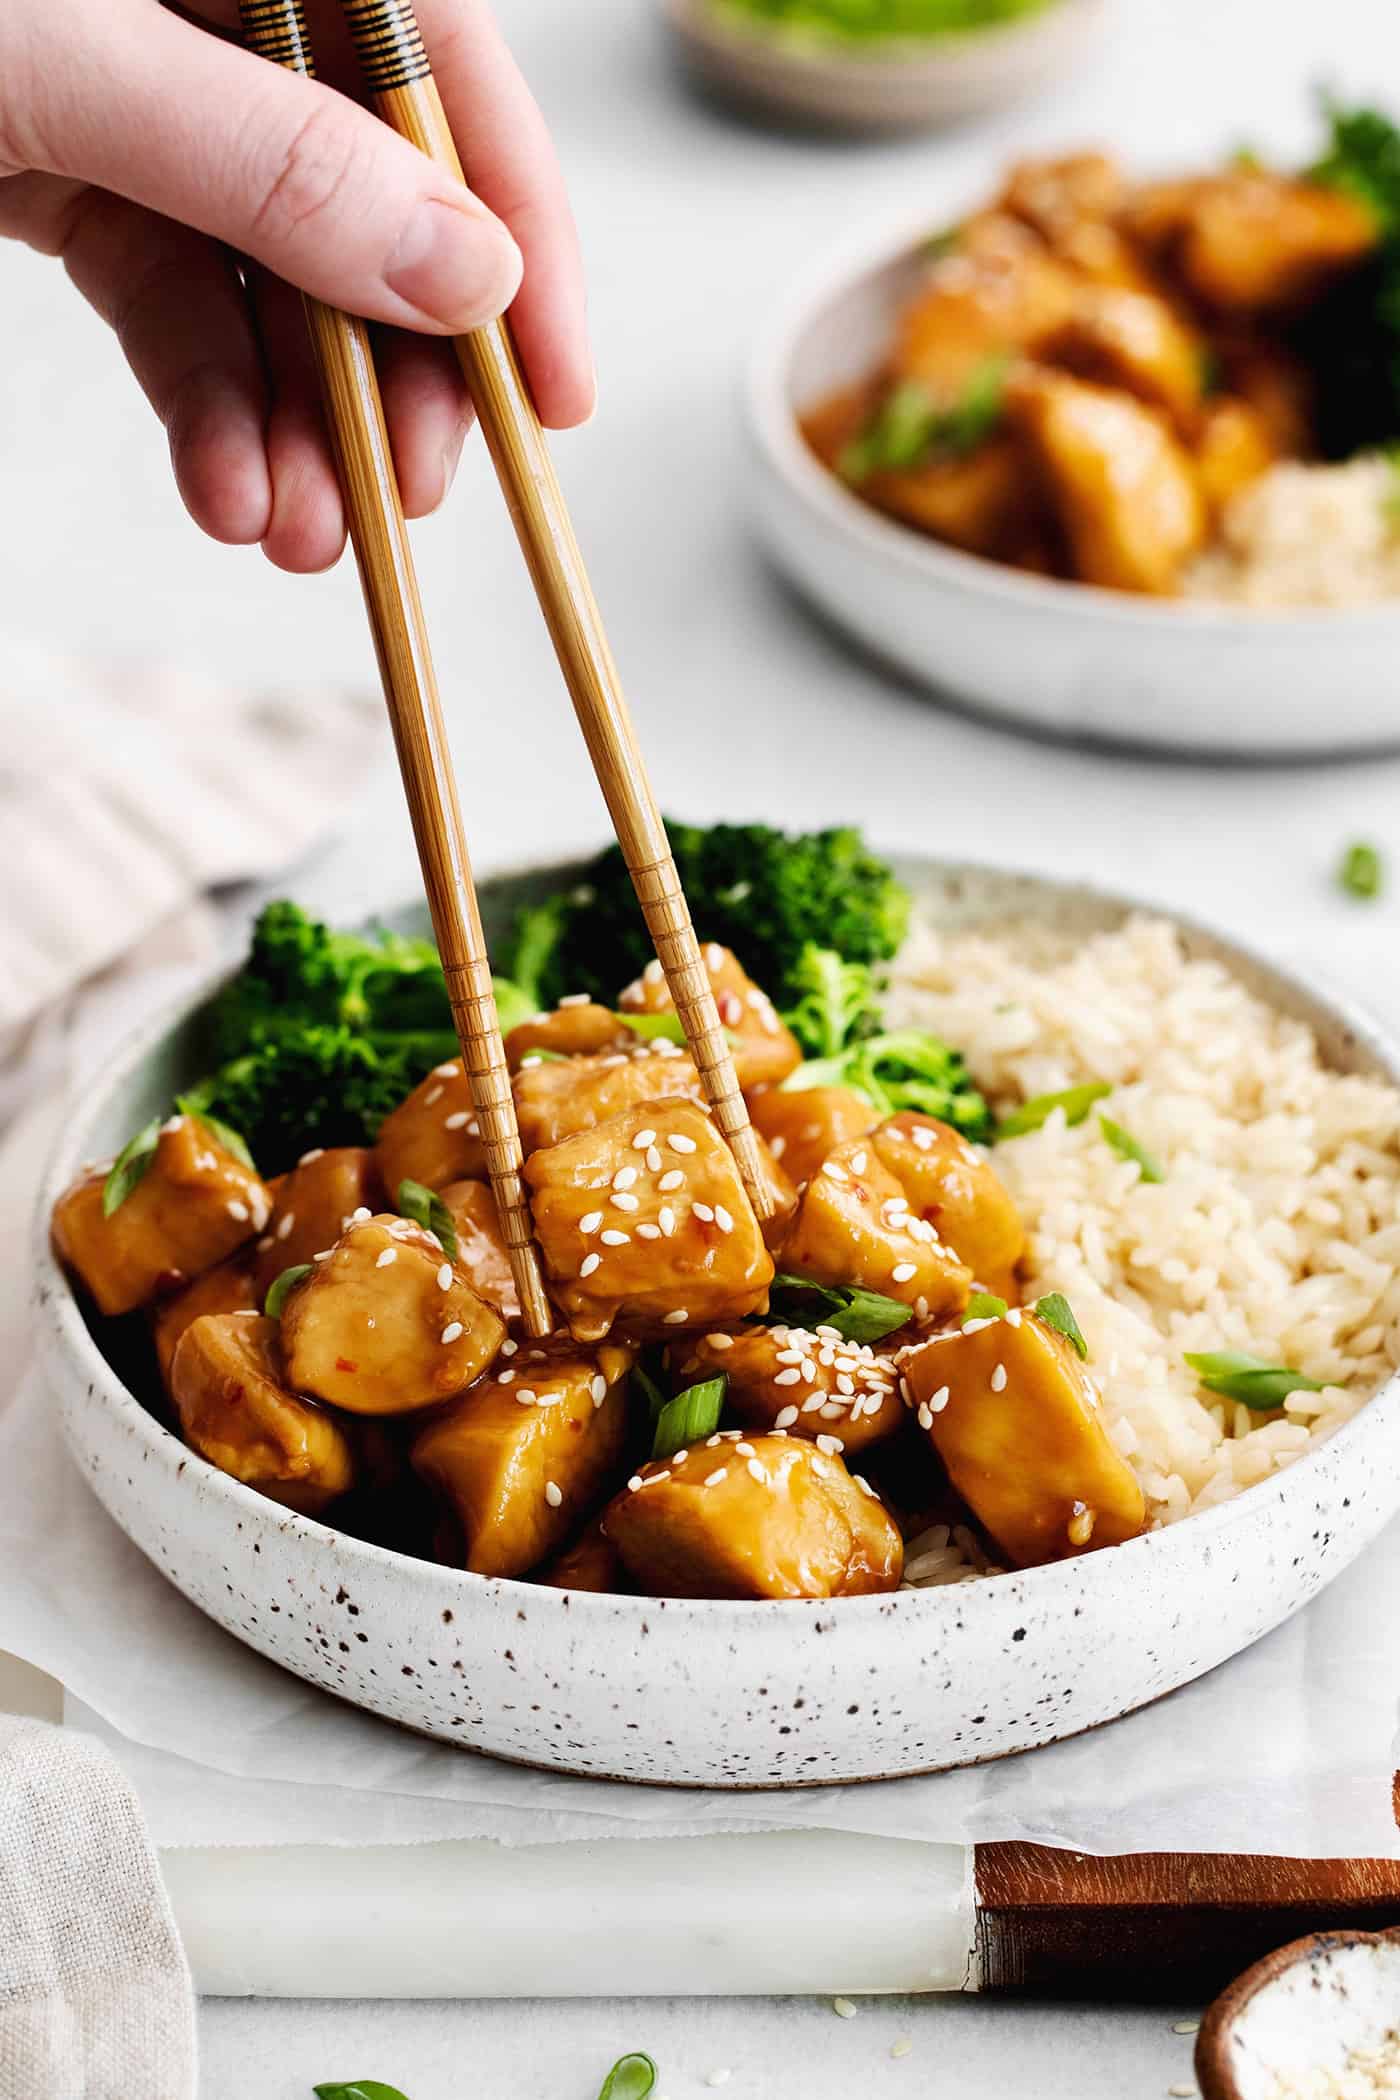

{"left": 6, "top": 0, "right": 1400, "bottom": 2089}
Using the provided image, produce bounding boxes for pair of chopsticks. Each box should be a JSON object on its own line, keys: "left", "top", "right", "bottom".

{"left": 237, "top": 0, "right": 769, "bottom": 1340}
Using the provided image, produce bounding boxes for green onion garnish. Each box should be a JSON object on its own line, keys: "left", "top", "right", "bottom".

{"left": 396, "top": 1178, "right": 458, "bottom": 1261}
{"left": 766, "top": 1274, "right": 913, "bottom": 1344}
{"left": 1098, "top": 1115, "right": 1164, "bottom": 1183}
{"left": 1035, "top": 1292, "right": 1088, "bottom": 1361}
{"left": 101, "top": 1116, "right": 163, "bottom": 1217}
{"left": 994, "top": 1082, "right": 1112, "bottom": 1141}
{"left": 174, "top": 1096, "right": 255, "bottom": 1170}
{"left": 963, "top": 1291, "right": 1009, "bottom": 1324}
{"left": 596, "top": 2056, "right": 658, "bottom": 2100}
{"left": 264, "top": 1264, "right": 313, "bottom": 1319}
{"left": 652, "top": 1378, "right": 727, "bottom": 1459}
{"left": 616, "top": 1011, "right": 688, "bottom": 1044}
{"left": 1185, "top": 1350, "right": 1325, "bottom": 1410}
{"left": 1338, "top": 840, "right": 1384, "bottom": 900}
{"left": 313, "top": 2083, "right": 412, "bottom": 2099}
{"left": 632, "top": 1361, "right": 669, "bottom": 1424}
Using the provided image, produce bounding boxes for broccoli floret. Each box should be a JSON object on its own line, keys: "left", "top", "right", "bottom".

{"left": 502, "top": 823, "right": 909, "bottom": 1010}
{"left": 1300, "top": 102, "right": 1400, "bottom": 455}
{"left": 781, "top": 943, "right": 883, "bottom": 1058}
{"left": 207, "top": 901, "right": 449, "bottom": 1061}
{"left": 787, "top": 1028, "right": 991, "bottom": 1142}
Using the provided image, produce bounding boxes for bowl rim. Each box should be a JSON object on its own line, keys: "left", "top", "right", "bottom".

{"left": 32, "top": 849, "right": 1400, "bottom": 1627}
{"left": 1195, "top": 1926, "right": 1400, "bottom": 2100}
{"left": 744, "top": 194, "right": 1400, "bottom": 636}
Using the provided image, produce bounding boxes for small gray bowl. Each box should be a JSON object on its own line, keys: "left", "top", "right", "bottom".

{"left": 1198, "top": 1928, "right": 1400, "bottom": 2100}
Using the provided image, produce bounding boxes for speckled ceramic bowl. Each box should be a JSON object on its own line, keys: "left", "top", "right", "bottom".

{"left": 1197, "top": 1927, "right": 1400, "bottom": 2100}
{"left": 32, "top": 858, "right": 1400, "bottom": 1787}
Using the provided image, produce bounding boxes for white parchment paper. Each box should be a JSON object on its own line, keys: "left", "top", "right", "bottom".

{"left": 4, "top": 933, "right": 1399, "bottom": 1860}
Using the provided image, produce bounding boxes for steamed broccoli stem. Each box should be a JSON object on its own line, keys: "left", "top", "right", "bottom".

{"left": 508, "top": 896, "right": 569, "bottom": 1009}
{"left": 785, "top": 1028, "right": 991, "bottom": 1142}
{"left": 780, "top": 944, "right": 883, "bottom": 1059}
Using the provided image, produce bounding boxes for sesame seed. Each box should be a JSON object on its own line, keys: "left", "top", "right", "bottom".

{"left": 801, "top": 1394, "right": 826, "bottom": 1414}
{"left": 734, "top": 1441, "right": 755, "bottom": 1457}
{"left": 580, "top": 1211, "right": 604, "bottom": 1235}
{"left": 661, "top": 1310, "right": 689, "bottom": 1329}
{"left": 636, "top": 1222, "right": 662, "bottom": 1239}
{"left": 500, "top": 1338, "right": 518, "bottom": 1357}
{"left": 436, "top": 1263, "right": 453, "bottom": 1290}
{"left": 276, "top": 1213, "right": 295, "bottom": 1241}
{"left": 929, "top": 1384, "right": 951, "bottom": 1414}
{"left": 515, "top": 1389, "right": 538, "bottom": 1406}
{"left": 628, "top": 1475, "right": 644, "bottom": 1492}
{"left": 704, "top": 1468, "right": 727, "bottom": 1487}
{"left": 658, "top": 1208, "right": 676, "bottom": 1237}
{"left": 1006, "top": 1308, "right": 1023, "bottom": 1326}
{"left": 991, "top": 1363, "right": 1008, "bottom": 1392}
{"left": 544, "top": 1481, "right": 563, "bottom": 1509}
{"left": 891, "top": 1263, "right": 917, "bottom": 1284}
{"left": 646, "top": 1146, "right": 662, "bottom": 1171}
{"left": 836, "top": 1375, "right": 855, "bottom": 1396}
{"left": 910, "top": 1125, "right": 934, "bottom": 1150}
{"left": 773, "top": 1405, "right": 799, "bottom": 1428}
{"left": 611, "top": 1192, "right": 640, "bottom": 1213}
{"left": 433, "top": 1062, "right": 460, "bottom": 1078}
{"left": 313, "top": 1250, "right": 333, "bottom": 1262}
{"left": 657, "top": 1170, "right": 684, "bottom": 1192}
{"left": 773, "top": 1368, "right": 801, "bottom": 1387}
{"left": 855, "top": 1475, "right": 878, "bottom": 1498}
{"left": 891, "top": 2037, "right": 913, "bottom": 2060}
{"left": 633, "top": 1128, "right": 657, "bottom": 1149}
{"left": 441, "top": 1321, "right": 464, "bottom": 1345}
{"left": 719, "top": 993, "right": 743, "bottom": 1026}
{"left": 708, "top": 1333, "right": 734, "bottom": 1351}
{"left": 558, "top": 992, "right": 590, "bottom": 1007}
{"left": 520, "top": 1054, "right": 544, "bottom": 1070}
{"left": 612, "top": 1165, "right": 639, "bottom": 1190}
{"left": 962, "top": 1316, "right": 997, "bottom": 1335}
{"left": 820, "top": 1402, "right": 846, "bottom": 1420}
{"left": 705, "top": 944, "right": 725, "bottom": 972}
{"left": 824, "top": 1163, "right": 849, "bottom": 1183}
{"left": 705, "top": 1434, "right": 724, "bottom": 1447}
{"left": 601, "top": 1230, "right": 630, "bottom": 1247}
{"left": 444, "top": 1112, "right": 471, "bottom": 1131}
{"left": 669, "top": 1134, "right": 697, "bottom": 1154}
{"left": 770, "top": 1135, "right": 787, "bottom": 1159}
{"left": 424, "top": 1085, "right": 444, "bottom": 1105}
{"left": 850, "top": 1151, "right": 868, "bottom": 1174}
{"left": 1167, "top": 2088, "right": 1195, "bottom": 2098}
{"left": 351, "top": 1206, "right": 372, "bottom": 1224}
{"left": 746, "top": 1457, "right": 767, "bottom": 1484}
{"left": 579, "top": 1253, "right": 602, "bottom": 1278}
{"left": 223, "top": 1199, "right": 249, "bottom": 1223}
{"left": 256, "top": 1235, "right": 274, "bottom": 1253}
{"left": 714, "top": 1205, "right": 734, "bottom": 1234}
{"left": 917, "top": 1403, "right": 933, "bottom": 1430}
{"left": 1170, "top": 2020, "right": 1200, "bottom": 2037}
{"left": 644, "top": 959, "right": 664, "bottom": 984}
{"left": 375, "top": 1249, "right": 397, "bottom": 1269}
{"left": 499, "top": 1369, "right": 516, "bottom": 1385}
{"left": 833, "top": 1997, "right": 858, "bottom": 2019}
{"left": 298, "top": 1148, "right": 325, "bottom": 1166}
{"left": 693, "top": 1202, "right": 715, "bottom": 1223}
{"left": 816, "top": 1434, "right": 845, "bottom": 1455}
{"left": 591, "top": 1375, "right": 607, "bottom": 1405}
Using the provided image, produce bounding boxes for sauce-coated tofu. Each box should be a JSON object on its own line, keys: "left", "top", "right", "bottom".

{"left": 52, "top": 1115, "right": 272, "bottom": 1316}
{"left": 170, "top": 1313, "right": 355, "bottom": 1517}
{"left": 901, "top": 1309, "right": 1145, "bottom": 1568}
{"left": 514, "top": 1040, "right": 704, "bottom": 1156}
{"left": 997, "top": 152, "right": 1124, "bottom": 242}
{"left": 505, "top": 1001, "right": 630, "bottom": 1069}
{"left": 1192, "top": 396, "right": 1276, "bottom": 514}
{"left": 374, "top": 1060, "right": 485, "bottom": 1193}
{"left": 252, "top": 1145, "right": 384, "bottom": 1295}
{"left": 439, "top": 1178, "right": 520, "bottom": 1323}
{"left": 779, "top": 1134, "right": 971, "bottom": 1320}
{"left": 867, "top": 436, "right": 1032, "bottom": 559}
{"left": 1128, "top": 171, "right": 1377, "bottom": 313}
{"left": 1051, "top": 284, "right": 1205, "bottom": 432}
{"left": 605, "top": 1432, "right": 903, "bottom": 1600}
{"left": 676, "top": 1325, "right": 904, "bottom": 1457}
{"left": 525, "top": 1099, "right": 774, "bottom": 1342}
{"left": 748, "top": 1084, "right": 879, "bottom": 1188}
{"left": 280, "top": 1214, "right": 505, "bottom": 1415}
{"left": 617, "top": 946, "right": 802, "bottom": 1093}
{"left": 152, "top": 1256, "right": 260, "bottom": 1389}
{"left": 893, "top": 215, "right": 1076, "bottom": 397}
{"left": 536, "top": 1519, "right": 635, "bottom": 1594}
{"left": 411, "top": 1342, "right": 633, "bottom": 1578}
{"left": 1005, "top": 366, "right": 1205, "bottom": 594}
{"left": 869, "top": 1113, "right": 1025, "bottom": 1301}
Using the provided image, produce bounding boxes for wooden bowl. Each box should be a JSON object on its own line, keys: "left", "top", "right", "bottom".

{"left": 1197, "top": 1927, "right": 1400, "bottom": 2099}
{"left": 662, "top": 0, "right": 1109, "bottom": 132}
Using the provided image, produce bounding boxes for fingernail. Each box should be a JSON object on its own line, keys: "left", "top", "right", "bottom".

{"left": 386, "top": 197, "right": 522, "bottom": 330}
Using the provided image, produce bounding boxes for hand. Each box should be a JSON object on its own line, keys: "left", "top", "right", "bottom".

{"left": 0, "top": 0, "right": 593, "bottom": 571}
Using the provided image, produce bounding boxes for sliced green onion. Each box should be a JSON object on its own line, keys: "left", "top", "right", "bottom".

{"left": 396, "top": 1178, "right": 458, "bottom": 1261}
{"left": 1098, "top": 1115, "right": 1164, "bottom": 1184}
{"left": 597, "top": 2056, "right": 658, "bottom": 2100}
{"left": 313, "top": 2082, "right": 412, "bottom": 2099}
{"left": 174, "top": 1096, "right": 255, "bottom": 1170}
{"left": 652, "top": 1377, "right": 727, "bottom": 1459}
{"left": 102, "top": 1116, "right": 163, "bottom": 1217}
{"left": 1338, "top": 840, "right": 1384, "bottom": 900}
{"left": 518, "top": 1047, "right": 570, "bottom": 1065}
{"left": 265, "top": 1264, "right": 313, "bottom": 1319}
{"left": 632, "top": 1361, "right": 669, "bottom": 1424}
{"left": 994, "top": 1082, "right": 1112, "bottom": 1141}
{"left": 1034, "top": 1292, "right": 1088, "bottom": 1361}
{"left": 963, "top": 1291, "right": 1009, "bottom": 1325}
{"left": 616, "top": 1011, "right": 688, "bottom": 1044}
{"left": 1185, "top": 1350, "right": 1325, "bottom": 1410}
{"left": 766, "top": 1273, "right": 913, "bottom": 1344}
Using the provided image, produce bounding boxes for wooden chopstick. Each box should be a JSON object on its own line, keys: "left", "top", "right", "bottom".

{"left": 238, "top": 0, "right": 555, "bottom": 1339}
{"left": 332, "top": 0, "right": 774, "bottom": 1223}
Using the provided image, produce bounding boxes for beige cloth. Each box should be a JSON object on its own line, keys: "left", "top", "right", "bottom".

{"left": 0, "top": 1715, "right": 196, "bottom": 2100}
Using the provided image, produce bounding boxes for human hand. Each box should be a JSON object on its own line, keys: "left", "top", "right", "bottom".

{"left": 0, "top": 0, "right": 593, "bottom": 570}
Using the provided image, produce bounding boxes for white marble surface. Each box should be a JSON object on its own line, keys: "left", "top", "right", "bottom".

{"left": 5, "top": 0, "right": 1400, "bottom": 2086}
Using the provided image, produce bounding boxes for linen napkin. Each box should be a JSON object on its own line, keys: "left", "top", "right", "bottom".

{"left": 0, "top": 1715, "right": 195, "bottom": 2100}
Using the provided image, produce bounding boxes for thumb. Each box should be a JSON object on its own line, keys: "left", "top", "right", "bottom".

{"left": 39, "top": 5, "right": 523, "bottom": 333}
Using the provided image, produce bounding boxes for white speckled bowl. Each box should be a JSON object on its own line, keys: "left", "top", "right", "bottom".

{"left": 746, "top": 209, "right": 1400, "bottom": 755}
{"left": 32, "top": 859, "right": 1400, "bottom": 1787}
{"left": 1197, "top": 1928, "right": 1400, "bottom": 2100}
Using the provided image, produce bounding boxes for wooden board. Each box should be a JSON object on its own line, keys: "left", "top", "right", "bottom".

{"left": 974, "top": 1843, "right": 1400, "bottom": 1998}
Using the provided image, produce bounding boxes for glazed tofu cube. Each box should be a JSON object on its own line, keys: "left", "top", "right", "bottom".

{"left": 514, "top": 1039, "right": 704, "bottom": 1156}
{"left": 1128, "top": 170, "right": 1377, "bottom": 313}
{"left": 748, "top": 1084, "right": 878, "bottom": 1188}
{"left": 251, "top": 1145, "right": 384, "bottom": 1295}
{"left": 280, "top": 1214, "right": 505, "bottom": 1415}
{"left": 892, "top": 214, "right": 1076, "bottom": 397}
{"left": 152, "top": 1256, "right": 260, "bottom": 1389}
{"left": 1192, "top": 396, "right": 1276, "bottom": 515}
{"left": 867, "top": 436, "right": 1033, "bottom": 560}
{"left": 870, "top": 1113, "right": 1025, "bottom": 1301}
{"left": 411, "top": 1341, "right": 633, "bottom": 1578}
{"left": 779, "top": 1134, "right": 971, "bottom": 1320}
{"left": 605, "top": 1432, "right": 902, "bottom": 1600}
{"left": 524, "top": 1099, "right": 774, "bottom": 1342}
{"left": 617, "top": 947, "right": 802, "bottom": 1092}
{"left": 169, "top": 1313, "right": 355, "bottom": 1517}
{"left": 902, "top": 1308, "right": 1145, "bottom": 1568}
{"left": 1049, "top": 284, "right": 1206, "bottom": 432}
{"left": 439, "top": 1178, "right": 520, "bottom": 1323}
{"left": 52, "top": 1114, "right": 272, "bottom": 1317}
{"left": 1005, "top": 366, "right": 1205, "bottom": 594}
{"left": 675, "top": 1325, "right": 904, "bottom": 1457}
{"left": 751, "top": 1132, "right": 800, "bottom": 1250}
{"left": 505, "top": 1000, "right": 630, "bottom": 1069}
{"left": 997, "top": 152, "right": 1124, "bottom": 243}
{"left": 374, "top": 1060, "right": 484, "bottom": 1194}
{"left": 536, "top": 1519, "right": 634, "bottom": 1594}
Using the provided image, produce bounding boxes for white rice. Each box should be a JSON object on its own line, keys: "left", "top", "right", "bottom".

{"left": 1184, "top": 454, "right": 1400, "bottom": 609}
{"left": 882, "top": 911, "right": 1400, "bottom": 1579}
